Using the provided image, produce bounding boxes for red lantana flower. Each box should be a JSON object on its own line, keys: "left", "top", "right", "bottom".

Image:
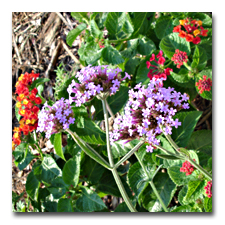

{"left": 180, "top": 159, "right": 196, "bottom": 176}
{"left": 204, "top": 181, "right": 212, "bottom": 198}
{"left": 196, "top": 75, "right": 212, "bottom": 94}
{"left": 146, "top": 50, "right": 173, "bottom": 81}
{"left": 171, "top": 49, "right": 188, "bottom": 68}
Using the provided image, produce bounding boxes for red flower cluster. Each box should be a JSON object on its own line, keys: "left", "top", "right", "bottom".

{"left": 171, "top": 49, "right": 188, "bottom": 68}
{"left": 180, "top": 159, "right": 196, "bottom": 176}
{"left": 146, "top": 50, "right": 173, "bottom": 80}
{"left": 204, "top": 181, "right": 212, "bottom": 198}
{"left": 12, "top": 71, "right": 41, "bottom": 150}
{"left": 173, "top": 19, "right": 208, "bottom": 44}
{"left": 196, "top": 75, "right": 212, "bottom": 94}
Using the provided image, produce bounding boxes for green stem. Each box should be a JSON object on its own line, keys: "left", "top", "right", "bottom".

{"left": 101, "top": 96, "right": 137, "bottom": 212}
{"left": 164, "top": 60, "right": 173, "bottom": 68}
{"left": 114, "top": 140, "right": 145, "bottom": 169}
{"left": 66, "top": 129, "right": 111, "bottom": 170}
{"left": 162, "top": 133, "right": 212, "bottom": 180}
{"left": 101, "top": 97, "right": 114, "bottom": 167}
{"left": 186, "top": 157, "right": 212, "bottom": 180}
{"left": 108, "top": 37, "right": 131, "bottom": 44}
{"left": 134, "top": 152, "right": 168, "bottom": 212}
{"left": 183, "top": 62, "right": 192, "bottom": 71}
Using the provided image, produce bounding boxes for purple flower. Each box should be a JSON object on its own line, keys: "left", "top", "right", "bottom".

{"left": 110, "top": 77, "right": 189, "bottom": 153}
{"left": 68, "top": 65, "right": 131, "bottom": 106}
{"left": 37, "top": 98, "right": 75, "bottom": 138}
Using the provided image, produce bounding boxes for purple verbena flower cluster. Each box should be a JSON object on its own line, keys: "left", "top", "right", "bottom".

{"left": 37, "top": 98, "right": 75, "bottom": 138}
{"left": 67, "top": 65, "right": 131, "bottom": 106}
{"left": 110, "top": 78, "right": 189, "bottom": 153}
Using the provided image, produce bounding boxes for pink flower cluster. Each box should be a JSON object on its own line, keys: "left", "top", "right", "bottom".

{"left": 180, "top": 160, "right": 196, "bottom": 176}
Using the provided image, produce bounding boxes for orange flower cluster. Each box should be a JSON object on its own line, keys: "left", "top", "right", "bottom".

{"left": 173, "top": 19, "right": 208, "bottom": 44}
{"left": 12, "top": 71, "right": 41, "bottom": 150}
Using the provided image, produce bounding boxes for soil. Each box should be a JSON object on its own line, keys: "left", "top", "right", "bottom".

{"left": 12, "top": 12, "right": 212, "bottom": 212}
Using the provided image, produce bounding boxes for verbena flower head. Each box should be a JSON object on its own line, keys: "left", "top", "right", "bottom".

{"left": 204, "top": 181, "right": 212, "bottom": 198}
{"left": 110, "top": 78, "right": 189, "bottom": 152}
{"left": 37, "top": 98, "right": 75, "bottom": 139}
{"left": 173, "top": 18, "right": 208, "bottom": 44}
{"left": 171, "top": 49, "right": 188, "bottom": 68}
{"left": 67, "top": 65, "right": 131, "bottom": 106}
{"left": 146, "top": 50, "right": 173, "bottom": 81}
{"left": 196, "top": 75, "right": 212, "bottom": 94}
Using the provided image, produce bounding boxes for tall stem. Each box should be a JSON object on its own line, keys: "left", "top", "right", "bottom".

{"left": 134, "top": 152, "right": 169, "bottom": 212}
{"left": 101, "top": 97, "right": 137, "bottom": 212}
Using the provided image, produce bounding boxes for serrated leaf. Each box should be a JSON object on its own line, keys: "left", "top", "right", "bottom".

{"left": 171, "top": 205, "right": 192, "bottom": 212}
{"left": 47, "top": 177, "right": 68, "bottom": 199}
{"left": 15, "top": 105, "right": 21, "bottom": 121}
{"left": 101, "top": 45, "right": 124, "bottom": 65}
{"left": 171, "top": 111, "right": 203, "bottom": 147}
{"left": 191, "top": 45, "right": 207, "bottom": 70}
{"left": 204, "top": 197, "right": 212, "bottom": 212}
{"left": 90, "top": 20, "right": 102, "bottom": 38}
{"left": 121, "top": 38, "right": 138, "bottom": 58}
{"left": 184, "top": 180, "right": 206, "bottom": 203}
{"left": 57, "top": 198, "right": 73, "bottom": 212}
{"left": 66, "top": 23, "right": 87, "bottom": 47}
{"left": 18, "top": 151, "right": 35, "bottom": 170}
{"left": 12, "top": 143, "right": 28, "bottom": 164}
{"left": 62, "top": 155, "right": 81, "bottom": 187}
{"left": 159, "top": 32, "right": 191, "bottom": 59}
{"left": 71, "top": 119, "right": 106, "bottom": 145}
{"left": 178, "top": 185, "right": 189, "bottom": 205}
{"left": 53, "top": 133, "right": 66, "bottom": 161}
{"left": 154, "top": 16, "right": 174, "bottom": 39}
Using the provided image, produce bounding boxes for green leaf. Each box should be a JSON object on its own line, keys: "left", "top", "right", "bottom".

{"left": 71, "top": 12, "right": 89, "bottom": 23}
{"left": 171, "top": 111, "right": 203, "bottom": 147}
{"left": 171, "top": 205, "right": 192, "bottom": 212}
{"left": 184, "top": 180, "right": 206, "bottom": 203}
{"left": 140, "top": 172, "right": 176, "bottom": 212}
{"left": 135, "top": 54, "right": 151, "bottom": 84}
{"left": 62, "top": 155, "right": 81, "bottom": 187}
{"left": 159, "top": 32, "right": 191, "bottom": 59}
{"left": 121, "top": 39, "right": 139, "bottom": 58}
{"left": 195, "top": 69, "right": 212, "bottom": 100}
{"left": 125, "top": 57, "right": 141, "bottom": 75}
{"left": 191, "top": 45, "right": 207, "bottom": 70}
{"left": 131, "top": 12, "right": 152, "bottom": 38}
{"left": 71, "top": 119, "right": 106, "bottom": 145}
{"left": 104, "top": 12, "right": 133, "bottom": 40}
{"left": 75, "top": 186, "right": 107, "bottom": 212}
{"left": 168, "top": 166, "right": 196, "bottom": 186}
{"left": 156, "top": 154, "right": 180, "bottom": 160}
{"left": 137, "top": 36, "right": 156, "bottom": 56}
{"left": 57, "top": 198, "right": 73, "bottom": 212}
{"left": 154, "top": 16, "right": 174, "bottom": 39}
{"left": 178, "top": 185, "right": 189, "bottom": 205}
{"left": 18, "top": 151, "right": 35, "bottom": 171}
{"left": 15, "top": 105, "right": 21, "bottom": 121}
{"left": 66, "top": 23, "right": 87, "bottom": 47}
{"left": 53, "top": 133, "right": 66, "bottom": 161}
{"left": 204, "top": 197, "right": 212, "bottom": 212}
{"left": 128, "top": 161, "right": 157, "bottom": 202}
{"left": 26, "top": 171, "right": 40, "bottom": 201}
{"left": 29, "top": 78, "right": 50, "bottom": 90}
{"left": 170, "top": 69, "right": 190, "bottom": 83}
{"left": 13, "top": 143, "right": 28, "bottom": 164}
{"left": 101, "top": 45, "right": 124, "bottom": 65}
{"left": 81, "top": 156, "right": 105, "bottom": 185}
{"left": 33, "top": 155, "right": 62, "bottom": 183}
{"left": 199, "top": 40, "right": 212, "bottom": 60}
{"left": 90, "top": 20, "right": 102, "bottom": 38}
{"left": 47, "top": 177, "right": 68, "bottom": 199}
